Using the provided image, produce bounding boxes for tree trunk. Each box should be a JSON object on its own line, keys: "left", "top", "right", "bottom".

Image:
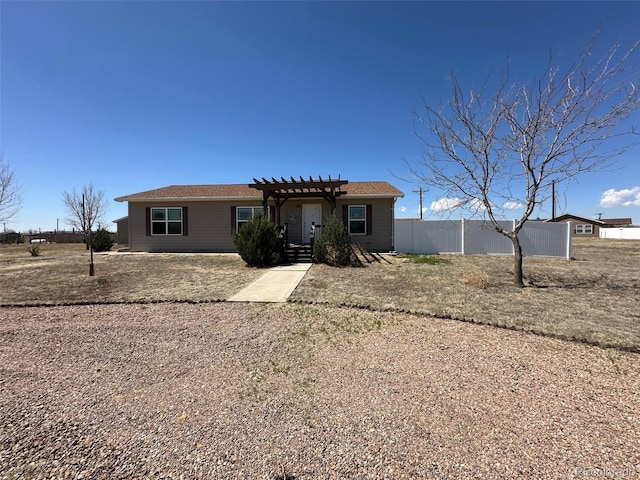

{"left": 510, "top": 235, "right": 525, "bottom": 288}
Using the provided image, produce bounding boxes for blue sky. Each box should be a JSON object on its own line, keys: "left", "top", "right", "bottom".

{"left": 2, "top": 1, "right": 639, "bottom": 232}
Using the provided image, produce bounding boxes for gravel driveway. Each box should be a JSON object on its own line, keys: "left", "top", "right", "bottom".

{"left": 1, "top": 302, "right": 638, "bottom": 479}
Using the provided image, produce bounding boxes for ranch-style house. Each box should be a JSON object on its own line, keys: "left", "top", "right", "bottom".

{"left": 114, "top": 177, "right": 404, "bottom": 253}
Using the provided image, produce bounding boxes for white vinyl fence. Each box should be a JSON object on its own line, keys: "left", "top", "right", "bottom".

{"left": 600, "top": 227, "right": 640, "bottom": 240}
{"left": 395, "top": 219, "right": 571, "bottom": 258}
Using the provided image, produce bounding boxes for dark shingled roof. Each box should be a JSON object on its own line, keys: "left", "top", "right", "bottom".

{"left": 601, "top": 218, "right": 633, "bottom": 226}
{"left": 115, "top": 181, "right": 404, "bottom": 202}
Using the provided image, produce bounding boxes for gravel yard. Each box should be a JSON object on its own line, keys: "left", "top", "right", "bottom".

{"left": 1, "top": 302, "right": 638, "bottom": 479}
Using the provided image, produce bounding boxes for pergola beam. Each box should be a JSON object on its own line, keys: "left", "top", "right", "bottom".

{"left": 249, "top": 176, "right": 348, "bottom": 217}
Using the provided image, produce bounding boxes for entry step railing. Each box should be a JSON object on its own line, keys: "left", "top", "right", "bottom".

{"left": 284, "top": 244, "right": 313, "bottom": 263}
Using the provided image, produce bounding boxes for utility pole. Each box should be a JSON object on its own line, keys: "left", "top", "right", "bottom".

{"left": 413, "top": 187, "right": 425, "bottom": 220}
{"left": 551, "top": 180, "right": 556, "bottom": 221}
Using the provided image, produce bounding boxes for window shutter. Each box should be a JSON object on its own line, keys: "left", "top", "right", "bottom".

{"left": 182, "top": 206, "right": 188, "bottom": 236}
{"left": 342, "top": 204, "right": 348, "bottom": 228}
{"left": 231, "top": 206, "right": 236, "bottom": 233}
{"left": 145, "top": 207, "right": 151, "bottom": 236}
{"left": 366, "top": 204, "right": 373, "bottom": 235}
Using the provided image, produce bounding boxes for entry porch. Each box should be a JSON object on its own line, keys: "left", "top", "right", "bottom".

{"left": 251, "top": 176, "right": 347, "bottom": 248}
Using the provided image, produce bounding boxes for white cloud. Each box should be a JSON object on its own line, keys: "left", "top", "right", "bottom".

{"left": 431, "top": 197, "right": 464, "bottom": 212}
{"left": 503, "top": 200, "right": 523, "bottom": 210}
{"left": 470, "top": 198, "right": 486, "bottom": 211}
{"left": 599, "top": 187, "right": 640, "bottom": 207}
{"left": 399, "top": 205, "right": 407, "bottom": 213}
{"left": 430, "top": 197, "right": 489, "bottom": 213}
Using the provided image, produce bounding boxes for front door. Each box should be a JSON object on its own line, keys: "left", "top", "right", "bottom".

{"left": 302, "top": 204, "right": 322, "bottom": 244}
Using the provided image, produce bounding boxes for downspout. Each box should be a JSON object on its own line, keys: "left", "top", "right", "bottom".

{"left": 391, "top": 198, "right": 397, "bottom": 252}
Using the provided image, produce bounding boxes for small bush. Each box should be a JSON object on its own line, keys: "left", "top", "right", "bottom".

{"left": 89, "top": 228, "right": 114, "bottom": 252}
{"left": 233, "top": 213, "right": 283, "bottom": 267}
{"left": 27, "top": 245, "right": 40, "bottom": 257}
{"left": 313, "top": 212, "right": 353, "bottom": 266}
{"left": 0, "top": 232, "right": 22, "bottom": 244}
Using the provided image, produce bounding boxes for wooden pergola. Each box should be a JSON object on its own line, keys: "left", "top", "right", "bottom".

{"left": 249, "top": 176, "right": 348, "bottom": 224}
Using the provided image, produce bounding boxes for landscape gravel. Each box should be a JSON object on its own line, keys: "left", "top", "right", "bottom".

{"left": 1, "top": 302, "right": 639, "bottom": 479}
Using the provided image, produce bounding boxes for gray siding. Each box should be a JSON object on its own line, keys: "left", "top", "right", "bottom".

{"left": 337, "top": 198, "right": 396, "bottom": 251}
{"left": 554, "top": 218, "right": 600, "bottom": 238}
{"left": 115, "top": 218, "right": 128, "bottom": 245}
{"left": 129, "top": 200, "right": 262, "bottom": 252}
{"left": 127, "top": 197, "right": 397, "bottom": 252}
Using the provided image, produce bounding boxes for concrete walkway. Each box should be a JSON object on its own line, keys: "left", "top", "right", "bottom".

{"left": 227, "top": 263, "right": 312, "bottom": 303}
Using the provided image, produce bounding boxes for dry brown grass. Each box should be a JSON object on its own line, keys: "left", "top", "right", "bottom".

{"left": 1, "top": 238, "right": 639, "bottom": 351}
{"left": 292, "top": 238, "right": 640, "bottom": 351}
{"left": 460, "top": 270, "right": 492, "bottom": 289}
{"left": 0, "top": 243, "right": 262, "bottom": 304}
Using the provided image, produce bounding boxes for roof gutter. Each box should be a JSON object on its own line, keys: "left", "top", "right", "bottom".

{"left": 115, "top": 195, "right": 262, "bottom": 203}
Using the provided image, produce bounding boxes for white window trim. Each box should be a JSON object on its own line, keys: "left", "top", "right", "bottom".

{"left": 575, "top": 224, "right": 593, "bottom": 235}
{"left": 236, "top": 206, "right": 266, "bottom": 233}
{"left": 151, "top": 207, "right": 183, "bottom": 236}
{"left": 348, "top": 205, "right": 367, "bottom": 236}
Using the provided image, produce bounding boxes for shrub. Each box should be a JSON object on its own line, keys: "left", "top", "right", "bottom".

{"left": 27, "top": 245, "right": 40, "bottom": 257}
{"left": 233, "top": 213, "right": 283, "bottom": 267}
{"left": 313, "top": 212, "right": 353, "bottom": 266}
{"left": 89, "top": 228, "right": 114, "bottom": 252}
{"left": 1, "top": 232, "right": 22, "bottom": 244}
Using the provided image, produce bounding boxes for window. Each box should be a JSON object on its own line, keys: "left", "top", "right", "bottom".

{"left": 236, "top": 206, "right": 265, "bottom": 232}
{"left": 151, "top": 207, "right": 183, "bottom": 235}
{"left": 575, "top": 224, "right": 593, "bottom": 235}
{"left": 348, "top": 205, "right": 366, "bottom": 235}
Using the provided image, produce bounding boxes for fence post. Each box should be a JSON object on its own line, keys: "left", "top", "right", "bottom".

{"left": 411, "top": 219, "right": 415, "bottom": 254}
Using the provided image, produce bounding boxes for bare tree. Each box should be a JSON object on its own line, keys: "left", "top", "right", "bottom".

{"left": 0, "top": 156, "right": 23, "bottom": 226}
{"left": 62, "top": 183, "right": 108, "bottom": 275}
{"left": 410, "top": 35, "right": 640, "bottom": 287}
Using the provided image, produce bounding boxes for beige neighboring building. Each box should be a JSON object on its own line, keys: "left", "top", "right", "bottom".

{"left": 550, "top": 213, "right": 632, "bottom": 238}
{"left": 114, "top": 178, "right": 404, "bottom": 253}
{"left": 113, "top": 217, "right": 129, "bottom": 245}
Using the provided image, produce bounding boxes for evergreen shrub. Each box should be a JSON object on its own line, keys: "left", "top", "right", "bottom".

{"left": 90, "top": 228, "right": 114, "bottom": 252}
{"left": 233, "top": 213, "right": 283, "bottom": 267}
{"left": 313, "top": 212, "right": 353, "bottom": 266}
